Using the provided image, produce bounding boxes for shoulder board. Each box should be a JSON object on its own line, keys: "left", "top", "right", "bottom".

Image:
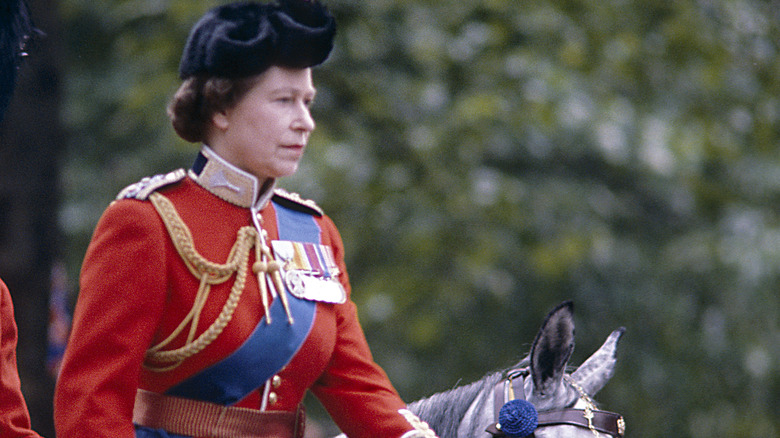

{"left": 272, "top": 188, "right": 323, "bottom": 217}
{"left": 116, "top": 169, "right": 187, "bottom": 201}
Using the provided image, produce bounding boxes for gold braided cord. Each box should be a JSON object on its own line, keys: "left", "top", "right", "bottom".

{"left": 144, "top": 192, "right": 258, "bottom": 371}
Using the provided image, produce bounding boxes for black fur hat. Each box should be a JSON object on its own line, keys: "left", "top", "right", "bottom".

{"left": 0, "top": 0, "right": 33, "bottom": 121}
{"left": 179, "top": 0, "right": 336, "bottom": 79}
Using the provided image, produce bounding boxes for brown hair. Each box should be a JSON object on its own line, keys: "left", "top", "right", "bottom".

{"left": 167, "top": 75, "right": 259, "bottom": 143}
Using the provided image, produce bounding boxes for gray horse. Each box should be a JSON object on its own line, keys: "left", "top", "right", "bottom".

{"left": 335, "top": 301, "right": 625, "bottom": 438}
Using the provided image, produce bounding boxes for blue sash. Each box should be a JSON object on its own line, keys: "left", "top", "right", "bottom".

{"left": 163, "top": 201, "right": 320, "bottom": 405}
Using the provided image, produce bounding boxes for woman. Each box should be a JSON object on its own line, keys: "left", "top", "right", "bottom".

{"left": 53, "top": 1, "right": 438, "bottom": 438}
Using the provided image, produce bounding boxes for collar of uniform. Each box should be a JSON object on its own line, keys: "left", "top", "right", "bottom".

{"left": 188, "top": 145, "right": 276, "bottom": 209}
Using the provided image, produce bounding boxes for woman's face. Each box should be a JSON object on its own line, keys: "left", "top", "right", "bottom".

{"left": 210, "top": 66, "right": 316, "bottom": 181}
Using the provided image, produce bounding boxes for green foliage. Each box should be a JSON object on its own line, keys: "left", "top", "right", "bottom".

{"left": 61, "top": 0, "right": 778, "bottom": 436}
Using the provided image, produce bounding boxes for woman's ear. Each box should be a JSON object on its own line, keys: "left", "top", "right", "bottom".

{"left": 212, "top": 109, "right": 230, "bottom": 131}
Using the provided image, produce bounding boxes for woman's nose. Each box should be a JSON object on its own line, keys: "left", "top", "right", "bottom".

{"left": 293, "top": 104, "right": 315, "bottom": 132}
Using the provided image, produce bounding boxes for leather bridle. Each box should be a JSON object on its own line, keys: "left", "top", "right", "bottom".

{"left": 485, "top": 368, "right": 625, "bottom": 437}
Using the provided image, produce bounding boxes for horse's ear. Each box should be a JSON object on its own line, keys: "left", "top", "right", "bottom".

{"left": 571, "top": 327, "right": 625, "bottom": 396}
{"left": 530, "top": 301, "right": 575, "bottom": 396}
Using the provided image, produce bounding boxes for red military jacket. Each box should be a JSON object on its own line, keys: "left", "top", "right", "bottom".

{"left": 54, "top": 147, "right": 435, "bottom": 438}
{"left": 0, "top": 279, "right": 41, "bottom": 438}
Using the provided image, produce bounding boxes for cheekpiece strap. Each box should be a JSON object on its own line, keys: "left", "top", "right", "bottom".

{"left": 486, "top": 368, "right": 529, "bottom": 437}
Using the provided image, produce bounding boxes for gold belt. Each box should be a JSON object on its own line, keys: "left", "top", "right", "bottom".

{"left": 133, "top": 389, "right": 305, "bottom": 438}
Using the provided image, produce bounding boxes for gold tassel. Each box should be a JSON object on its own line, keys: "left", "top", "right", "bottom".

{"left": 268, "top": 259, "right": 294, "bottom": 324}
{"left": 254, "top": 237, "right": 295, "bottom": 325}
{"left": 253, "top": 243, "right": 273, "bottom": 324}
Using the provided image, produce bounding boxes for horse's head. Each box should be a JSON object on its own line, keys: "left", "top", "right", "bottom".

{"left": 487, "top": 301, "right": 625, "bottom": 438}
{"left": 333, "top": 301, "right": 625, "bottom": 438}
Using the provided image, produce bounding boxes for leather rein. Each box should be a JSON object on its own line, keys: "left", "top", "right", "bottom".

{"left": 485, "top": 368, "right": 625, "bottom": 437}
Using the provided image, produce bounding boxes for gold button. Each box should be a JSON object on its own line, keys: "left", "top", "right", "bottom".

{"left": 272, "top": 375, "right": 282, "bottom": 388}
{"left": 268, "top": 392, "right": 278, "bottom": 404}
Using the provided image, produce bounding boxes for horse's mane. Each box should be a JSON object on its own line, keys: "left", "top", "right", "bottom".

{"left": 407, "top": 371, "right": 502, "bottom": 438}
{"left": 406, "top": 358, "right": 531, "bottom": 437}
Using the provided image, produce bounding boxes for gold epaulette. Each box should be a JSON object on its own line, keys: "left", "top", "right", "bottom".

{"left": 272, "top": 188, "right": 323, "bottom": 217}
{"left": 116, "top": 169, "right": 187, "bottom": 201}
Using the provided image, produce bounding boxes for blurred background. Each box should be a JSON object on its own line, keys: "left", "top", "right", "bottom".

{"left": 0, "top": 0, "right": 778, "bottom": 436}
